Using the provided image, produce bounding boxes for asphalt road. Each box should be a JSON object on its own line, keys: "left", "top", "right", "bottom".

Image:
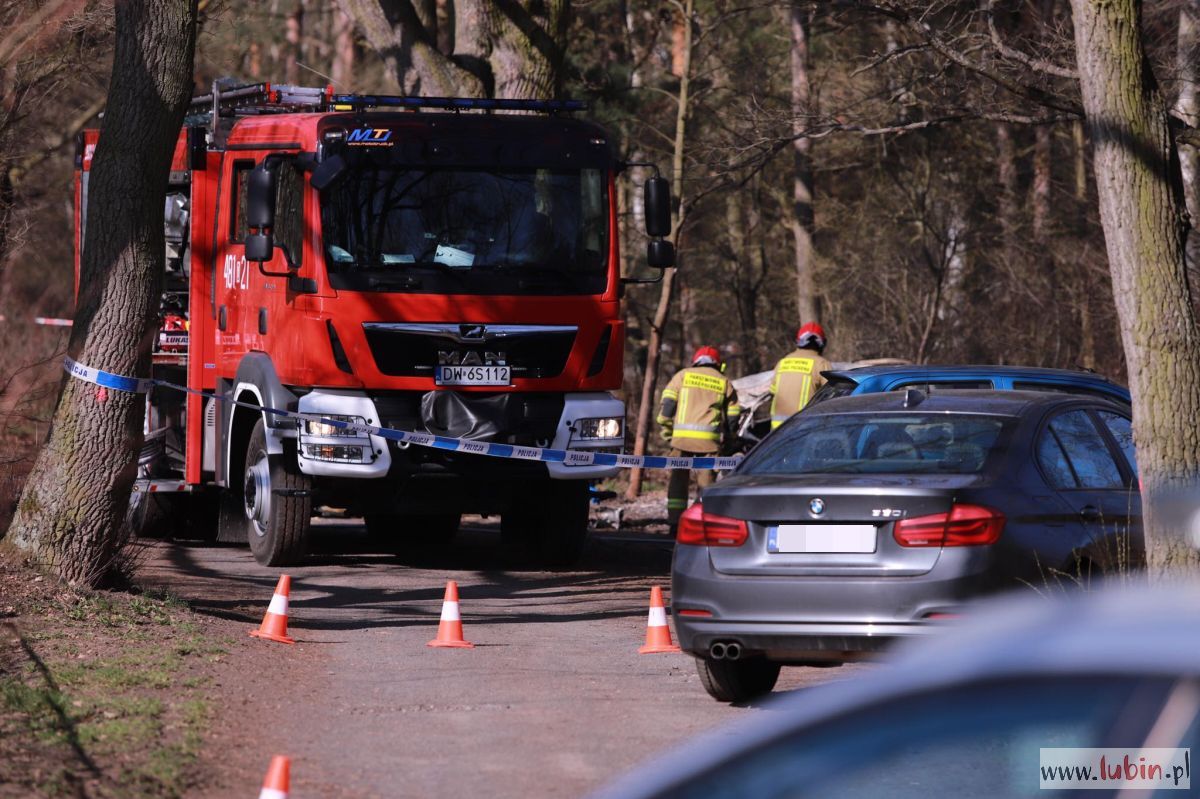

{"left": 137, "top": 520, "right": 861, "bottom": 798}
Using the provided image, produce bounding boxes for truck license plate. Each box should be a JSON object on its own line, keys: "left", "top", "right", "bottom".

{"left": 435, "top": 365, "right": 511, "bottom": 386}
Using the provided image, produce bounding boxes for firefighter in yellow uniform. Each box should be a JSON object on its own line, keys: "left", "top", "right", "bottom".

{"left": 656, "top": 345, "right": 741, "bottom": 532}
{"left": 768, "top": 322, "right": 832, "bottom": 429}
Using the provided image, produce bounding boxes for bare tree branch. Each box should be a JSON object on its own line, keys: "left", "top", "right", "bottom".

{"left": 840, "top": 0, "right": 1083, "bottom": 116}
{"left": 985, "top": 0, "right": 1077, "bottom": 80}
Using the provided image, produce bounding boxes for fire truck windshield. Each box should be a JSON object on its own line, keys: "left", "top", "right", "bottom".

{"left": 320, "top": 166, "right": 609, "bottom": 295}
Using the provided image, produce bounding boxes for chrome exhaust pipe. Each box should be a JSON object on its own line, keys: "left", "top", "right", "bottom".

{"left": 725, "top": 642, "right": 742, "bottom": 661}
{"left": 709, "top": 642, "right": 727, "bottom": 660}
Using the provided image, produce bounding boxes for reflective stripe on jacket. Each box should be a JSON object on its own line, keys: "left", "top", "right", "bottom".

{"left": 656, "top": 365, "right": 741, "bottom": 453}
{"left": 769, "top": 348, "right": 832, "bottom": 428}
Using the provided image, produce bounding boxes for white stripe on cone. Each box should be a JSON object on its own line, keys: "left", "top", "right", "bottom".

{"left": 647, "top": 606, "right": 668, "bottom": 627}
{"left": 259, "top": 789, "right": 288, "bottom": 799}
{"left": 440, "top": 601, "right": 461, "bottom": 622}
{"left": 266, "top": 593, "right": 289, "bottom": 616}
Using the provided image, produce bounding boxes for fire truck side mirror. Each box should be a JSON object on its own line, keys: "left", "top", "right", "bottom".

{"left": 245, "top": 163, "right": 278, "bottom": 264}
{"left": 246, "top": 165, "right": 277, "bottom": 228}
{"left": 245, "top": 231, "right": 274, "bottom": 262}
{"left": 644, "top": 176, "right": 671, "bottom": 238}
{"left": 647, "top": 238, "right": 675, "bottom": 269}
{"left": 310, "top": 154, "right": 347, "bottom": 192}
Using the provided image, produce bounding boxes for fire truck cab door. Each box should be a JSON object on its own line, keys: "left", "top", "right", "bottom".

{"left": 216, "top": 156, "right": 312, "bottom": 373}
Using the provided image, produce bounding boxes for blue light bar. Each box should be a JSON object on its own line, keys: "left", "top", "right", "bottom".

{"left": 329, "top": 95, "right": 586, "bottom": 113}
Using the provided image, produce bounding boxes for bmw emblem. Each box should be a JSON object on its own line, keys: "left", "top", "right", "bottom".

{"left": 809, "top": 498, "right": 826, "bottom": 516}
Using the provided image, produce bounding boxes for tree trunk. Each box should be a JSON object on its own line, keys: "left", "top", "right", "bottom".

{"left": 285, "top": 0, "right": 304, "bottom": 85}
{"left": 1072, "top": 120, "right": 1087, "bottom": 201}
{"left": 331, "top": 7, "right": 356, "bottom": 86}
{"left": 789, "top": 1, "right": 818, "bottom": 324}
{"left": 1032, "top": 124, "right": 1052, "bottom": 240}
{"left": 1069, "top": 0, "right": 1200, "bottom": 574}
{"left": 337, "top": 0, "right": 568, "bottom": 99}
{"left": 1175, "top": 1, "right": 1200, "bottom": 223}
{"left": 5, "top": 0, "right": 197, "bottom": 585}
{"left": 626, "top": 0, "right": 692, "bottom": 500}
{"left": 996, "top": 122, "right": 1020, "bottom": 266}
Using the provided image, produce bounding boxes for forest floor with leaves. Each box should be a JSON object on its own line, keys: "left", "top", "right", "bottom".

{"left": 0, "top": 547, "right": 242, "bottom": 798}
{"left": 0, "top": 488, "right": 756, "bottom": 798}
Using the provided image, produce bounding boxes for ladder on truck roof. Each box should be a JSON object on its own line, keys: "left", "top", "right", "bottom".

{"left": 187, "top": 81, "right": 586, "bottom": 148}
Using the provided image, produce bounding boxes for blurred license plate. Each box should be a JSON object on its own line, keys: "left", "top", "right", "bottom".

{"left": 435, "top": 365, "right": 511, "bottom": 386}
{"left": 768, "top": 524, "right": 877, "bottom": 554}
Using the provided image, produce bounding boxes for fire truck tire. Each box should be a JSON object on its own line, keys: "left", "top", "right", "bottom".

{"left": 128, "top": 491, "right": 219, "bottom": 542}
{"left": 501, "top": 481, "right": 589, "bottom": 567}
{"left": 127, "top": 489, "right": 171, "bottom": 539}
{"left": 241, "top": 419, "right": 313, "bottom": 566}
{"left": 363, "top": 513, "right": 460, "bottom": 560}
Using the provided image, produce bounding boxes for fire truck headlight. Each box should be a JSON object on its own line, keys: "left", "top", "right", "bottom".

{"left": 302, "top": 415, "right": 367, "bottom": 438}
{"left": 576, "top": 417, "right": 623, "bottom": 440}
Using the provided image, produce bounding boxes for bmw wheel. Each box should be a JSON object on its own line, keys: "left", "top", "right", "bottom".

{"left": 695, "top": 656, "right": 781, "bottom": 703}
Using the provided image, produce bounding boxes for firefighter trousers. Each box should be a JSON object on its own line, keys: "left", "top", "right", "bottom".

{"left": 667, "top": 448, "right": 715, "bottom": 532}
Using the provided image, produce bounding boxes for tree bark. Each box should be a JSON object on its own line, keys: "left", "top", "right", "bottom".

{"left": 789, "top": 1, "right": 818, "bottom": 324}
{"left": 626, "top": 0, "right": 692, "bottom": 500}
{"left": 285, "top": 0, "right": 304, "bottom": 85}
{"left": 331, "top": 7, "right": 356, "bottom": 86}
{"left": 1032, "top": 124, "right": 1052, "bottom": 240}
{"left": 1069, "top": 0, "right": 1200, "bottom": 574}
{"left": 996, "top": 122, "right": 1020, "bottom": 266}
{"left": 1175, "top": 1, "right": 1200, "bottom": 223}
{"left": 5, "top": 0, "right": 197, "bottom": 585}
{"left": 336, "top": 0, "right": 568, "bottom": 99}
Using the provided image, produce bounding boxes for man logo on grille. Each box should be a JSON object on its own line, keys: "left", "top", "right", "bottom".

{"left": 459, "top": 324, "right": 486, "bottom": 341}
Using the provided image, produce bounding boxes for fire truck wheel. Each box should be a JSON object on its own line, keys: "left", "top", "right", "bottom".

{"left": 128, "top": 491, "right": 219, "bottom": 541}
{"left": 127, "top": 489, "right": 171, "bottom": 539}
{"left": 501, "top": 481, "right": 589, "bottom": 568}
{"left": 363, "top": 513, "right": 460, "bottom": 560}
{"left": 242, "top": 419, "right": 313, "bottom": 566}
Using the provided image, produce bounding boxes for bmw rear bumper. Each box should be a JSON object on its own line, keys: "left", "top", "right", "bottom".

{"left": 671, "top": 545, "right": 987, "bottom": 663}
{"left": 672, "top": 619, "right": 927, "bottom": 663}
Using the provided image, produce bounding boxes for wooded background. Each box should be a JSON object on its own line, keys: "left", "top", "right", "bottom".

{"left": 3, "top": 0, "right": 1198, "bottom": 526}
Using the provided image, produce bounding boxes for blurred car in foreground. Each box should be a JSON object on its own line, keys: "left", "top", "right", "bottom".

{"left": 673, "top": 390, "right": 1141, "bottom": 701}
{"left": 592, "top": 585, "right": 1200, "bottom": 799}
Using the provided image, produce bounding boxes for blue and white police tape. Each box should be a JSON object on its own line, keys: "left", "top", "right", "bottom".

{"left": 62, "top": 356, "right": 743, "bottom": 472}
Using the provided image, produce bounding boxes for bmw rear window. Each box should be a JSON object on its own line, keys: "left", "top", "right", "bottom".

{"left": 740, "top": 413, "right": 1010, "bottom": 475}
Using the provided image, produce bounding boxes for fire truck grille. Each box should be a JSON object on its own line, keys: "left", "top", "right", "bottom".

{"left": 371, "top": 392, "right": 563, "bottom": 445}
{"left": 362, "top": 324, "right": 577, "bottom": 379}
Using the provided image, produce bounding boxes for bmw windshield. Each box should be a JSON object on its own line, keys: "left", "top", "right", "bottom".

{"left": 320, "top": 165, "right": 609, "bottom": 295}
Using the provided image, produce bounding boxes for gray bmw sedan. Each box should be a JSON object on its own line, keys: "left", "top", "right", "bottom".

{"left": 671, "top": 390, "right": 1141, "bottom": 701}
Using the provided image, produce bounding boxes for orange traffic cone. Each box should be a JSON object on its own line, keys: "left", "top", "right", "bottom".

{"left": 638, "top": 585, "right": 681, "bottom": 654}
{"left": 257, "top": 755, "right": 290, "bottom": 799}
{"left": 250, "top": 575, "right": 296, "bottom": 645}
{"left": 427, "top": 580, "right": 474, "bottom": 648}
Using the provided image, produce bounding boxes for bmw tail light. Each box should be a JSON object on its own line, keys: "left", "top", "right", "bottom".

{"left": 677, "top": 503, "right": 749, "bottom": 547}
{"left": 893, "top": 504, "right": 1005, "bottom": 547}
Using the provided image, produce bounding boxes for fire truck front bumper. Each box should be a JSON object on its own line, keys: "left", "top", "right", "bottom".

{"left": 295, "top": 389, "right": 623, "bottom": 481}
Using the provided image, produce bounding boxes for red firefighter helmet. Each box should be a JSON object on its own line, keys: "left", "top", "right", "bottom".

{"left": 795, "top": 322, "right": 826, "bottom": 352}
{"left": 691, "top": 345, "right": 721, "bottom": 367}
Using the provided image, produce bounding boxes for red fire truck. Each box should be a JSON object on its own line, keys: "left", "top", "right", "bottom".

{"left": 75, "top": 83, "right": 674, "bottom": 566}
